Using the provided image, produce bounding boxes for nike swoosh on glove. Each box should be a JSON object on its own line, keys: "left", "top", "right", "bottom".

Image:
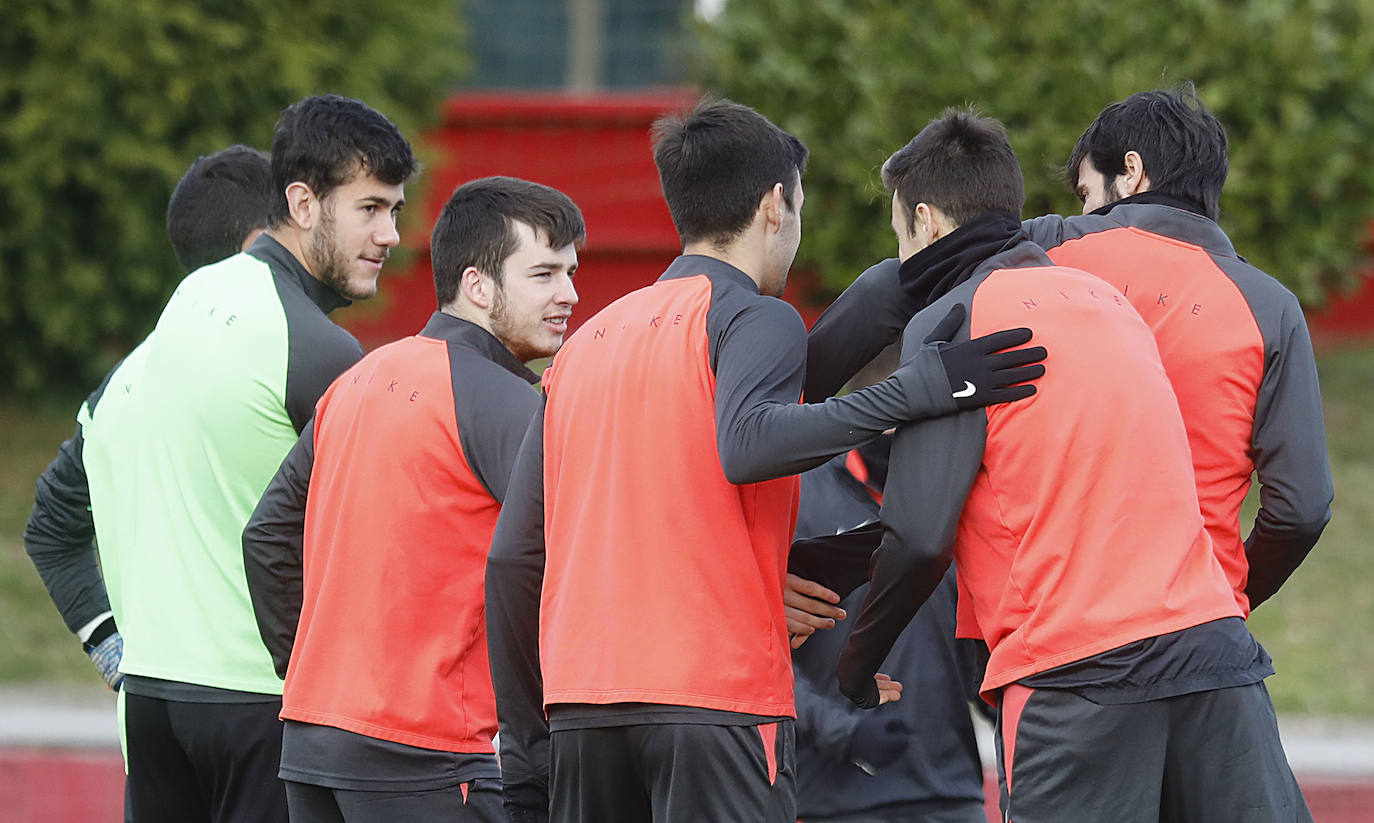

{"left": 924, "top": 303, "right": 1046, "bottom": 411}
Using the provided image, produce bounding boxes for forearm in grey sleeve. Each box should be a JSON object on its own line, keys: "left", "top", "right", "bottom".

{"left": 241, "top": 420, "right": 314, "bottom": 679}
{"left": 23, "top": 425, "right": 112, "bottom": 635}
{"left": 715, "top": 300, "right": 957, "bottom": 485}
{"left": 485, "top": 403, "right": 552, "bottom": 815}
{"left": 834, "top": 409, "right": 985, "bottom": 708}
{"left": 1244, "top": 299, "right": 1334, "bottom": 608}
{"left": 805, "top": 258, "right": 917, "bottom": 402}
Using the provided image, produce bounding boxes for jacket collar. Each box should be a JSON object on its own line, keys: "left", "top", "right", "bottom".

{"left": 1092, "top": 191, "right": 1207, "bottom": 218}
{"left": 420, "top": 311, "right": 540, "bottom": 385}
{"left": 247, "top": 234, "right": 352, "bottom": 315}
{"left": 1093, "top": 195, "right": 1239, "bottom": 258}
{"left": 898, "top": 211, "right": 1027, "bottom": 308}
{"left": 658, "top": 254, "right": 760, "bottom": 294}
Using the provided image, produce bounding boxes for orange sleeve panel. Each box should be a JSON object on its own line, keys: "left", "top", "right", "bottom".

{"left": 1047, "top": 228, "right": 1265, "bottom": 613}
{"left": 283, "top": 336, "right": 499, "bottom": 753}
{"left": 539, "top": 276, "right": 798, "bottom": 717}
{"left": 958, "top": 266, "right": 1241, "bottom": 693}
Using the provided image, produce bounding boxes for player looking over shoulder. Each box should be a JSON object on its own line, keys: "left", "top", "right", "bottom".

{"left": 30, "top": 95, "right": 416, "bottom": 823}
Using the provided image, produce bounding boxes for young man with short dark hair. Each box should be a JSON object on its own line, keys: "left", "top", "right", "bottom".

{"left": 485, "top": 98, "right": 1046, "bottom": 823}
{"left": 166, "top": 145, "right": 274, "bottom": 271}
{"left": 1026, "top": 86, "right": 1333, "bottom": 615}
{"left": 243, "top": 176, "right": 583, "bottom": 823}
{"left": 57, "top": 94, "right": 415, "bottom": 823}
{"left": 25, "top": 144, "right": 277, "bottom": 705}
{"left": 833, "top": 108, "right": 1309, "bottom": 823}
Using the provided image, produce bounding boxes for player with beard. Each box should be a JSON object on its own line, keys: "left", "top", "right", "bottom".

{"left": 240, "top": 177, "right": 583, "bottom": 822}
{"left": 73, "top": 95, "right": 416, "bottom": 823}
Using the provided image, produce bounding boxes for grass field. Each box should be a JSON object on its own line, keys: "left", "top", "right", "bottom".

{"left": 1, "top": 344, "right": 1372, "bottom": 712}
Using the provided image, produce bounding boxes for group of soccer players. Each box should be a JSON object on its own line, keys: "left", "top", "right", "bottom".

{"left": 25, "top": 85, "right": 1330, "bottom": 823}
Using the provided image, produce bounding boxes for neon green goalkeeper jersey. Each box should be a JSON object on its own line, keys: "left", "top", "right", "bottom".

{"left": 81, "top": 237, "right": 363, "bottom": 694}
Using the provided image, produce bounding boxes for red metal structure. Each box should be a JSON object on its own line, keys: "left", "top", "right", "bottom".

{"left": 334, "top": 89, "right": 826, "bottom": 349}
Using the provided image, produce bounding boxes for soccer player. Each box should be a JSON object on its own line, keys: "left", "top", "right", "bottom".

{"left": 241, "top": 177, "right": 584, "bottom": 822}
{"left": 484, "top": 98, "right": 1046, "bottom": 823}
{"left": 25, "top": 144, "right": 274, "bottom": 699}
{"left": 834, "top": 108, "right": 1309, "bottom": 823}
{"left": 1024, "top": 86, "right": 1333, "bottom": 613}
{"left": 53, "top": 95, "right": 415, "bottom": 823}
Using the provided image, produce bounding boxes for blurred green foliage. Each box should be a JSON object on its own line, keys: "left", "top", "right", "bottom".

{"left": 696, "top": 0, "right": 1374, "bottom": 300}
{"left": 0, "top": 0, "right": 465, "bottom": 394}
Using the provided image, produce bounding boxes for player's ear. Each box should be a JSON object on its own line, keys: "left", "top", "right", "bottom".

{"left": 285, "top": 182, "right": 316, "bottom": 230}
{"left": 459, "top": 267, "right": 495, "bottom": 311}
{"left": 1122, "top": 151, "right": 1152, "bottom": 196}
{"left": 759, "top": 183, "right": 785, "bottom": 233}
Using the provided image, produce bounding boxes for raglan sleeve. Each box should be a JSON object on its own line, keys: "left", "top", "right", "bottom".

{"left": 454, "top": 361, "right": 541, "bottom": 504}
{"left": 805, "top": 258, "right": 918, "bottom": 402}
{"left": 485, "top": 400, "right": 552, "bottom": 822}
{"left": 834, "top": 326, "right": 987, "bottom": 708}
{"left": 1243, "top": 294, "right": 1333, "bottom": 609}
{"left": 242, "top": 419, "right": 315, "bottom": 678}
{"left": 285, "top": 331, "right": 364, "bottom": 434}
{"left": 712, "top": 296, "right": 958, "bottom": 485}
{"left": 24, "top": 372, "right": 119, "bottom": 640}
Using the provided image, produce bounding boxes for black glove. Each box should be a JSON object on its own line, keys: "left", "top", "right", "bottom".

{"left": 925, "top": 303, "right": 1046, "bottom": 410}
{"left": 847, "top": 715, "right": 911, "bottom": 775}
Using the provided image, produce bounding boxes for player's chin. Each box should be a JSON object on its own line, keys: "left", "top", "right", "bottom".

{"left": 342, "top": 270, "right": 381, "bottom": 300}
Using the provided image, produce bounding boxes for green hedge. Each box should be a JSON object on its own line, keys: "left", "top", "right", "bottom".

{"left": 0, "top": 0, "right": 465, "bottom": 393}
{"left": 696, "top": 0, "right": 1374, "bottom": 300}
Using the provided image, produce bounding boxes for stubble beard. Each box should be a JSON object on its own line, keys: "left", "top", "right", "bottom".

{"left": 306, "top": 206, "right": 366, "bottom": 300}
{"left": 490, "top": 285, "right": 554, "bottom": 362}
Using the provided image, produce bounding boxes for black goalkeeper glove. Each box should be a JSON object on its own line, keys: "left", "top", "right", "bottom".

{"left": 82, "top": 616, "right": 124, "bottom": 692}
{"left": 925, "top": 303, "right": 1046, "bottom": 410}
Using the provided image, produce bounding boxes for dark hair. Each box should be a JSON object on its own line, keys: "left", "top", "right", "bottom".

{"left": 165, "top": 145, "right": 272, "bottom": 271}
{"left": 1066, "top": 85, "right": 1228, "bottom": 220}
{"left": 430, "top": 176, "right": 586, "bottom": 307}
{"left": 651, "top": 97, "right": 809, "bottom": 247}
{"left": 882, "top": 107, "right": 1024, "bottom": 228}
{"left": 267, "top": 94, "right": 418, "bottom": 227}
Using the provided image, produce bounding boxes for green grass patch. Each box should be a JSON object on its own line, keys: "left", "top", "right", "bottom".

{"left": 0, "top": 392, "right": 106, "bottom": 684}
{"left": 1, "top": 346, "right": 1371, "bottom": 715}
{"left": 1247, "top": 344, "right": 1374, "bottom": 716}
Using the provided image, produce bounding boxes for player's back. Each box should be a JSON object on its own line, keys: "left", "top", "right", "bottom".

{"left": 284, "top": 333, "right": 502, "bottom": 751}
{"left": 538, "top": 267, "right": 797, "bottom": 717}
{"left": 83, "top": 254, "right": 308, "bottom": 693}
{"left": 901, "top": 256, "right": 1240, "bottom": 695}
{"left": 1029, "top": 204, "right": 1321, "bottom": 613}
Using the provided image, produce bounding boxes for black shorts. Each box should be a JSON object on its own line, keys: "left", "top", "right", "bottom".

{"left": 996, "top": 681, "right": 1311, "bottom": 823}
{"left": 124, "top": 693, "right": 287, "bottom": 823}
{"left": 550, "top": 720, "right": 795, "bottom": 823}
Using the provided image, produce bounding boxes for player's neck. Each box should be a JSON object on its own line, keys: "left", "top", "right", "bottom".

{"left": 265, "top": 227, "right": 317, "bottom": 281}
{"left": 682, "top": 238, "right": 769, "bottom": 294}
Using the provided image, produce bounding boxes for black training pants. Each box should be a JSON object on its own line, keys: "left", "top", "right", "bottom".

{"left": 550, "top": 721, "right": 796, "bottom": 823}
{"left": 997, "top": 681, "right": 1312, "bottom": 823}
{"left": 283, "top": 777, "right": 503, "bottom": 822}
{"left": 124, "top": 693, "right": 288, "bottom": 823}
